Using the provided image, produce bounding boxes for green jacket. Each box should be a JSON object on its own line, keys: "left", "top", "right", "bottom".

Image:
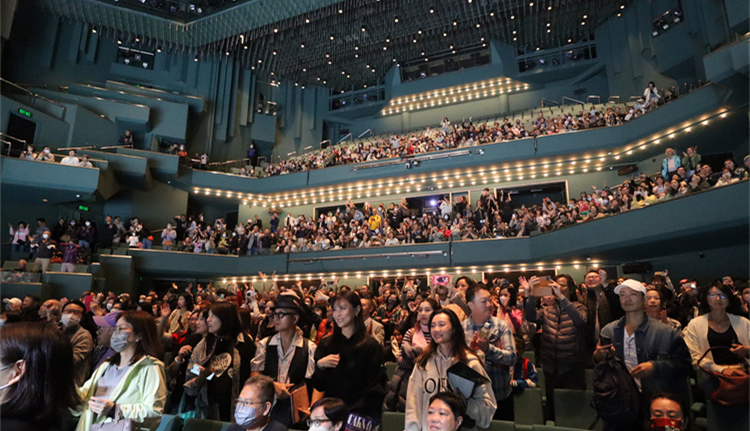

{"left": 75, "top": 355, "right": 167, "bottom": 431}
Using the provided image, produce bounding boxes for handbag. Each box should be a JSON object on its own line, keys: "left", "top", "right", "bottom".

{"left": 697, "top": 346, "right": 750, "bottom": 406}
{"left": 91, "top": 406, "right": 134, "bottom": 431}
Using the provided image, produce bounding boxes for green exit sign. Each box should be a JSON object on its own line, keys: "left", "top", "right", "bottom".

{"left": 18, "top": 108, "right": 32, "bottom": 117}
{"left": 78, "top": 205, "right": 90, "bottom": 212}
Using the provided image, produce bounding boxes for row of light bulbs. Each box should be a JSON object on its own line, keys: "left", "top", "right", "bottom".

{"left": 389, "top": 78, "right": 521, "bottom": 106}
{"left": 383, "top": 85, "right": 531, "bottom": 115}
{"left": 192, "top": 109, "right": 728, "bottom": 208}
{"left": 219, "top": 261, "right": 603, "bottom": 284}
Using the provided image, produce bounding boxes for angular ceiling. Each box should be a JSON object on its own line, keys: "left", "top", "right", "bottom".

{"left": 31, "top": 0, "right": 632, "bottom": 89}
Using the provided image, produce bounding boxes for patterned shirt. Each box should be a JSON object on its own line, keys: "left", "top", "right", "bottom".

{"left": 462, "top": 316, "right": 517, "bottom": 400}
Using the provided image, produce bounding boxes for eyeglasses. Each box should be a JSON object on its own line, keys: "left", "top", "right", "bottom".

{"left": 235, "top": 398, "right": 265, "bottom": 408}
{"left": 271, "top": 311, "right": 296, "bottom": 320}
{"left": 307, "top": 419, "right": 332, "bottom": 428}
{"left": 709, "top": 293, "right": 728, "bottom": 300}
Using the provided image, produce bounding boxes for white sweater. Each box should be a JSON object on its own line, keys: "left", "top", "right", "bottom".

{"left": 405, "top": 350, "right": 496, "bottom": 431}
{"left": 683, "top": 313, "right": 750, "bottom": 373}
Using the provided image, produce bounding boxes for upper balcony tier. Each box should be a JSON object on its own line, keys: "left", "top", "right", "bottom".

{"left": 187, "top": 82, "right": 742, "bottom": 199}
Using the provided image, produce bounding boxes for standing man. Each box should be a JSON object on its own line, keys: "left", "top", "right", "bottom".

{"left": 119, "top": 129, "right": 134, "bottom": 147}
{"left": 61, "top": 300, "right": 95, "bottom": 385}
{"left": 251, "top": 294, "right": 319, "bottom": 428}
{"left": 462, "top": 283, "right": 516, "bottom": 421}
{"left": 583, "top": 269, "right": 624, "bottom": 354}
{"left": 594, "top": 279, "right": 692, "bottom": 431}
{"left": 361, "top": 296, "right": 385, "bottom": 346}
{"left": 31, "top": 230, "right": 55, "bottom": 273}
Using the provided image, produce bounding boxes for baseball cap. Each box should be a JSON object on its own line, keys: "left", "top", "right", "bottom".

{"left": 3, "top": 297, "right": 21, "bottom": 311}
{"left": 614, "top": 279, "right": 647, "bottom": 295}
{"left": 271, "top": 294, "right": 304, "bottom": 314}
{"left": 93, "top": 310, "right": 123, "bottom": 328}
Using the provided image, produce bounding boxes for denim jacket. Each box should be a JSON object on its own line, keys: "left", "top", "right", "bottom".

{"left": 599, "top": 313, "right": 691, "bottom": 397}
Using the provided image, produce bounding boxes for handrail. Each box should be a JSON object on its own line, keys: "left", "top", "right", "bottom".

{"left": 541, "top": 98, "right": 560, "bottom": 107}
{"left": 608, "top": 95, "right": 621, "bottom": 104}
{"left": 100, "top": 144, "right": 133, "bottom": 150}
{"left": 1, "top": 140, "right": 12, "bottom": 156}
{"left": 1, "top": 77, "right": 67, "bottom": 120}
{"left": 319, "top": 139, "right": 331, "bottom": 149}
{"left": 586, "top": 95, "right": 601, "bottom": 104}
{"left": 58, "top": 146, "right": 94, "bottom": 151}
{"left": 0, "top": 132, "right": 26, "bottom": 144}
{"left": 357, "top": 129, "right": 373, "bottom": 138}
{"left": 562, "top": 96, "right": 584, "bottom": 105}
{"left": 630, "top": 96, "right": 642, "bottom": 101}
{"left": 336, "top": 133, "right": 353, "bottom": 145}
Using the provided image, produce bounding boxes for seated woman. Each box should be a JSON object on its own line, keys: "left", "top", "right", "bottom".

{"left": 75, "top": 311, "right": 166, "bottom": 431}
{"left": 405, "top": 309, "right": 496, "bottom": 431}
{"left": 307, "top": 397, "right": 349, "bottom": 431}
{"left": 426, "top": 392, "right": 468, "bottom": 431}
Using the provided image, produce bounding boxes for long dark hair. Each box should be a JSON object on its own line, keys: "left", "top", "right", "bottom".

{"left": 209, "top": 302, "right": 241, "bottom": 342}
{"left": 699, "top": 283, "right": 743, "bottom": 315}
{"left": 331, "top": 290, "right": 366, "bottom": 342}
{"left": 108, "top": 311, "right": 164, "bottom": 365}
{"left": 416, "top": 308, "right": 472, "bottom": 368}
{"left": 414, "top": 297, "right": 441, "bottom": 332}
{"left": 0, "top": 322, "right": 81, "bottom": 426}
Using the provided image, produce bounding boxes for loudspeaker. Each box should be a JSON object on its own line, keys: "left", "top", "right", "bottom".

{"left": 617, "top": 165, "right": 638, "bottom": 176}
{"left": 622, "top": 261, "right": 653, "bottom": 274}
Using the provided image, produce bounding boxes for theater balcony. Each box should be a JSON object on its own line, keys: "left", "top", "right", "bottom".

{"left": 185, "top": 82, "right": 742, "bottom": 198}
{"left": 125, "top": 181, "right": 748, "bottom": 281}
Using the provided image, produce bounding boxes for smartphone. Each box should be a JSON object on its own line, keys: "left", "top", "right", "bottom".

{"left": 533, "top": 276, "right": 553, "bottom": 297}
{"left": 599, "top": 336, "right": 612, "bottom": 346}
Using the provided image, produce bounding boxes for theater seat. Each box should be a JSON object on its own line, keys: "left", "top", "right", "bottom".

{"left": 552, "top": 389, "right": 601, "bottom": 430}
{"left": 706, "top": 400, "right": 749, "bottom": 431}
{"left": 531, "top": 425, "right": 588, "bottom": 431}
{"left": 385, "top": 362, "right": 397, "bottom": 381}
{"left": 183, "top": 418, "right": 233, "bottom": 431}
{"left": 477, "top": 420, "right": 514, "bottom": 431}
{"left": 381, "top": 411, "right": 405, "bottom": 431}
{"left": 155, "top": 414, "right": 183, "bottom": 431}
{"left": 513, "top": 387, "right": 545, "bottom": 425}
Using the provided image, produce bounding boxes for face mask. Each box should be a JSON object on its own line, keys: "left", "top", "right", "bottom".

{"left": 235, "top": 404, "right": 262, "bottom": 428}
{"left": 70, "top": 222, "right": 76, "bottom": 226}
{"left": 649, "top": 418, "right": 683, "bottom": 431}
{"left": 499, "top": 296, "right": 509, "bottom": 306}
{"left": 309, "top": 425, "right": 331, "bottom": 431}
{"left": 61, "top": 313, "right": 80, "bottom": 328}
{"left": 106, "top": 303, "right": 114, "bottom": 311}
{"left": 110, "top": 331, "right": 132, "bottom": 353}
{"left": 85, "top": 222, "right": 90, "bottom": 226}
{"left": 167, "top": 225, "right": 172, "bottom": 229}
{"left": 43, "top": 234, "right": 49, "bottom": 239}
{"left": 45, "top": 149, "right": 50, "bottom": 154}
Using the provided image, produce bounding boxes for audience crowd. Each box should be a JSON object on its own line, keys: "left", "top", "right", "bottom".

{"left": 9, "top": 149, "right": 746, "bottom": 267}
{"left": 262, "top": 87, "right": 680, "bottom": 178}
{"left": 1, "top": 267, "right": 748, "bottom": 431}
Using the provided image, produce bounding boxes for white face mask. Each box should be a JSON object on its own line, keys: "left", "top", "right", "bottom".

{"left": 61, "top": 313, "right": 80, "bottom": 328}
{"left": 43, "top": 234, "right": 49, "bottom": 239}
{"left": 499, "top": 296, "right": 509, "bottom": 306}
{"left": 85, "top": 222, "right": 90, "bottom": 226}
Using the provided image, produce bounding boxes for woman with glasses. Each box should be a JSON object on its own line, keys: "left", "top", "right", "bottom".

{"left": 306, "top": 397, "right": 348, "bottom": 431}
{"left": 684, "top": 283, "right": 750, "bottom": 425}
{"left": 74, "top": 310, "right": 166, "bottom": 431}
{"left": 184, "top": 302, "right": 242, "bottom": 421}
{"left": 405, "top": 308, "right": 496, "bottom": 431}
{"left": 251, "top": 294, "right": 320, "bottom": 428}
{"left": 312, "top": 290, "right": 387, "bottom": 421}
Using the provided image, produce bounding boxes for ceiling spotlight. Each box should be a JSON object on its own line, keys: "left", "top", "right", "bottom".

{"left": 156, "top": 46, "right": 162, "bottom": 52}
{"left": 194, "top": 55, "right": 199, "bottom": 62}
{"left": 91, "top": 27, "right": 97, "bottom": 33}
{"left": 361, "top": 26, "right": 366, "bottom": 32}
{"left": 394, "top": 16, "right": 399, "bottom": 23}
{"left": 273, "top": 28, "right": 278, "bottom": 33}
{"left": 430, "top": 7, "right": 434, "bottom": 13}
{"left": 330, "top": 35, "right": 335, "bottom": 40}
{"left": 117, "top": 39, "right": 122, "bottom": 45}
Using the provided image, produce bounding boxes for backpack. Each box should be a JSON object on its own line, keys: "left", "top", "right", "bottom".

{"left": 590, "top": 354, "right": 641, "bottom": 429}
